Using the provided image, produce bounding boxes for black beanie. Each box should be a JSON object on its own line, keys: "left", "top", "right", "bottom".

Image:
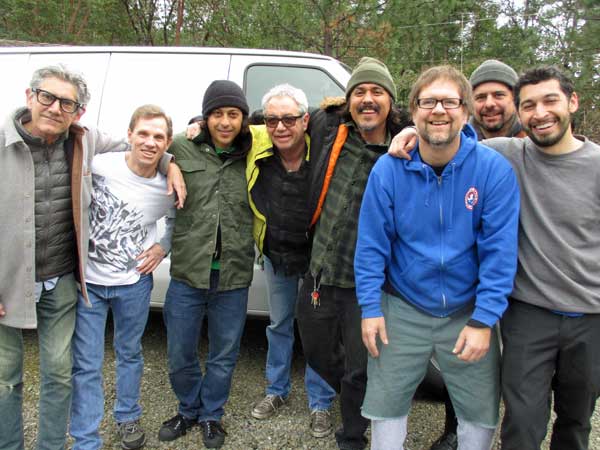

{"left": 202, "top": 80, "right": 249, "bottom": 117}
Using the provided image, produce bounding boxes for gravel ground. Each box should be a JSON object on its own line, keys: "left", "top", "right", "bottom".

{"left": 21, "top": 312, "right": 600, "bottom": 450}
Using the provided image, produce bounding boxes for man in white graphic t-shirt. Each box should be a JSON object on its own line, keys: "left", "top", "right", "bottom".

{"left": 69, "top": 105, "right": 177, "bottom": 450}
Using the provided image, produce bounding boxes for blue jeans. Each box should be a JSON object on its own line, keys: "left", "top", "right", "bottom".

{"left": 164, "top": 271, "right": 248, "bottom": 421}
{"left": 69, "top": 274, "right": 153, "bottom": 450}
{"left": 263, "top": 256, "right": 335, "bottom": 410}
{"left": 0, "top": 273, "right": 78, "bottom": 450}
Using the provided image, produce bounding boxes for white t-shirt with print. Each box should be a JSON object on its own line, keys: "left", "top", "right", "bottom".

{"left": 85, "top": 152, "right": 175, "bottom": 286}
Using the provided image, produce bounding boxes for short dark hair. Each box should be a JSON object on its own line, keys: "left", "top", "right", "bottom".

{"left": 514, "top": 66, "right": 575, "bottom": 107}
{"left": 129, "top": 104, "right": 173, "bottom": 139}
{"left": 248, "top": 109, "right": 265, "bottom": 125}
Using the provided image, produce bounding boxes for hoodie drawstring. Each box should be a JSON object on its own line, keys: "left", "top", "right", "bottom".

{"left": 424, "top": 164, "right": 431, "bottom": 207}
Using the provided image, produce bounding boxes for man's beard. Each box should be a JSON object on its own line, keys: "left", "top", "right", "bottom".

{"left": 525, "top": 114, "right": 571, "bottom": 148}
{"left": 478, "top": 110, "right": 516, "bottom": 133}
{"left": 356, "top": 103, "right": 383, "bottom": 132}
{"left": 420, "top": 126, "right": 461, "bottom": 148}
{"left": 480, "top": 119, "right": 505, "bottom": 133}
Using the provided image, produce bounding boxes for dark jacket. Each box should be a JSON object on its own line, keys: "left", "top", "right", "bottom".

{"left": 307, "top": 98, "right": 410, "bottom": 228}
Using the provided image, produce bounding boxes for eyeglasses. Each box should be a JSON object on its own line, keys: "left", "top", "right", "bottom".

{"left": 32, "top": 88, "right": 82, "bottom": 114}
{"left": 416, "top": 98, "right": 463, "bottom": 110}
{"left": 264, "top": 115, "right": 303, "bottom": 129}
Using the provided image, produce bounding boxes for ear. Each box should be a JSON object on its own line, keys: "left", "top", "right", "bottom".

{"left": 74, "top": 107, "right": 85, "bottom": 122}
{"left": 127, "top": 128, "right": 133, "bottom": 144}
{"left": 568, "top": 92, "right": 579, "bottom": 114}
{"left": 301, "top": 112, "right": 309, "bottom": 131}
{"left": 411, "top": 110, "right": 418, "bottom": 127}
{"left": 25, "top": 88, "right": 34, "bottom": 109}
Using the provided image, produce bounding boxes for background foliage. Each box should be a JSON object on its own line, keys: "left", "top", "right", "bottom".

{"left": 0, "top": 0, "right": 598, "bottom": 139}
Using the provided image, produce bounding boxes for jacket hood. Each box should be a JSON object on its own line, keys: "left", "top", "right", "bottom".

{"left": 319, "top": 96, "right": 346, "bottom": 111}
{"left": 6, "top": 107, "right": 86, "bottom": 148}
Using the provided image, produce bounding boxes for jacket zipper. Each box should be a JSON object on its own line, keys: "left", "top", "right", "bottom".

{"left": 41, "top": 148, "right": 51, "bottom": 276}
{"left": 437, "top": 175, "right": 447, "bottom": 310}
{"left": 211, "top": 157, "right": 221, "bottom": 274}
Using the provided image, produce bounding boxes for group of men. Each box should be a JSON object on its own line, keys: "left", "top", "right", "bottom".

{"left": 0, "top": 53, "right": 598, "bottom": 450}
{"left": 378, "top": 61, "right": 600, "bottom": 450}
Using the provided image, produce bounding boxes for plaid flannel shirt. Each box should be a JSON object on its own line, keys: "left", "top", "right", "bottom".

{"left": 309, "top": 122, "right": 389, "bottom": 288}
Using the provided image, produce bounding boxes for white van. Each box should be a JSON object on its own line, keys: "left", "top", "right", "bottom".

{"left": 0, "top": 46, "right": 350, "bottom": 136}
{"left": 0, "top": 45, "right": 351, "bottom": 315}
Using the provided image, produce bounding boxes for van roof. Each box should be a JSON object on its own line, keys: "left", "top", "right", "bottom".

{"left": 0, "top": 45, "right": 337, "bottom": 61}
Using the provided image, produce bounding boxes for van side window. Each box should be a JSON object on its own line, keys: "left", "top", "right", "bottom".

{"left": 245, "top": 65, "right": 345, "bottom": 112}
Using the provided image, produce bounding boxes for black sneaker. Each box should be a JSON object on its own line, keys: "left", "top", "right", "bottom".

{"left": 200, "top": 420, "right": 227, "bottom": 448}
{"left": 429, "top": 431, "right": 458, "bottom": 450}
{"left": 158, "top": 413, "right": 196, "bottom": 442}
{"left": 335, "top": 427, "right": 368, "bottom": 450}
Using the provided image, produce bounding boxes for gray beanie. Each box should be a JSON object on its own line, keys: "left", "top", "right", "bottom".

{"left": 202, "top": 80, "right": 249, "bottom": 117}
{"left": 469, "top": 59, "right": 518, "bottom": 89}
{"left": 346, "top": 57, "right": 396, "bottom": 100}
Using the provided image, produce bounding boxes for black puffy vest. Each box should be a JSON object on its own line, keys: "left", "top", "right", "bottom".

{"left": 30, "top": 140, "right": 76, "bottom": 281}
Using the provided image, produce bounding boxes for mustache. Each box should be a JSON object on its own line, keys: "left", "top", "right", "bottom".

{"left": 41, "top": 113, "right": 63, "bottom": 122}
{"left": 357, "top": 103, "right": 381, "bottom": 113}
{"left": 42, "top": 111, "right": 62, "bottom": 118}
{"left": 481, "top": 106, "right": 503, "bottom": 114}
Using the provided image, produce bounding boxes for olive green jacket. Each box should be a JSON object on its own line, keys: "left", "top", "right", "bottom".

{"left": 168, "top": 130, "right": 254, "bottom": 290}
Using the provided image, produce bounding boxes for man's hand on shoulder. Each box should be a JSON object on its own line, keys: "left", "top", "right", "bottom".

{"left": 186, "top": 121, "right": 202, "bottom": 140}
{"left": 0, "top": 303, "right": 5, "bottom": 317}
{"left": 136, "top": 244, "right": 167, "bottom": 274}
{"left": 361, "top": 316, "right": 389, "bottom": 358}
{"left": 167, "top": 162, "right": 186, "bottom": 209}
{"left": 388, "top": 126, "right": 418, "bottom": 160}
{"left": 453, "top": 325, "right": 492, "bottom": 362}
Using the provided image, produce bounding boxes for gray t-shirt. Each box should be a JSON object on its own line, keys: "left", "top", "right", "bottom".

{"left": 485, "top": 136, "right": 600, "bottom": 313}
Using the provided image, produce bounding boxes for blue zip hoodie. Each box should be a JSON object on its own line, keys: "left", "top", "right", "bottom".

{"left": 355, "top": 124, "right": 519, "bottom": 327}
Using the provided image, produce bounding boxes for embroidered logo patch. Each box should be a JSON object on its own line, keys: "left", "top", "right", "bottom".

{"left": 465, "top": 187, "right": 478, "bottom": 210}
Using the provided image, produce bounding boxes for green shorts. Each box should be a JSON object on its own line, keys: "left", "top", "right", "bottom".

{"left": 361, "top": 291, "right": 500, "bottom": 427}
